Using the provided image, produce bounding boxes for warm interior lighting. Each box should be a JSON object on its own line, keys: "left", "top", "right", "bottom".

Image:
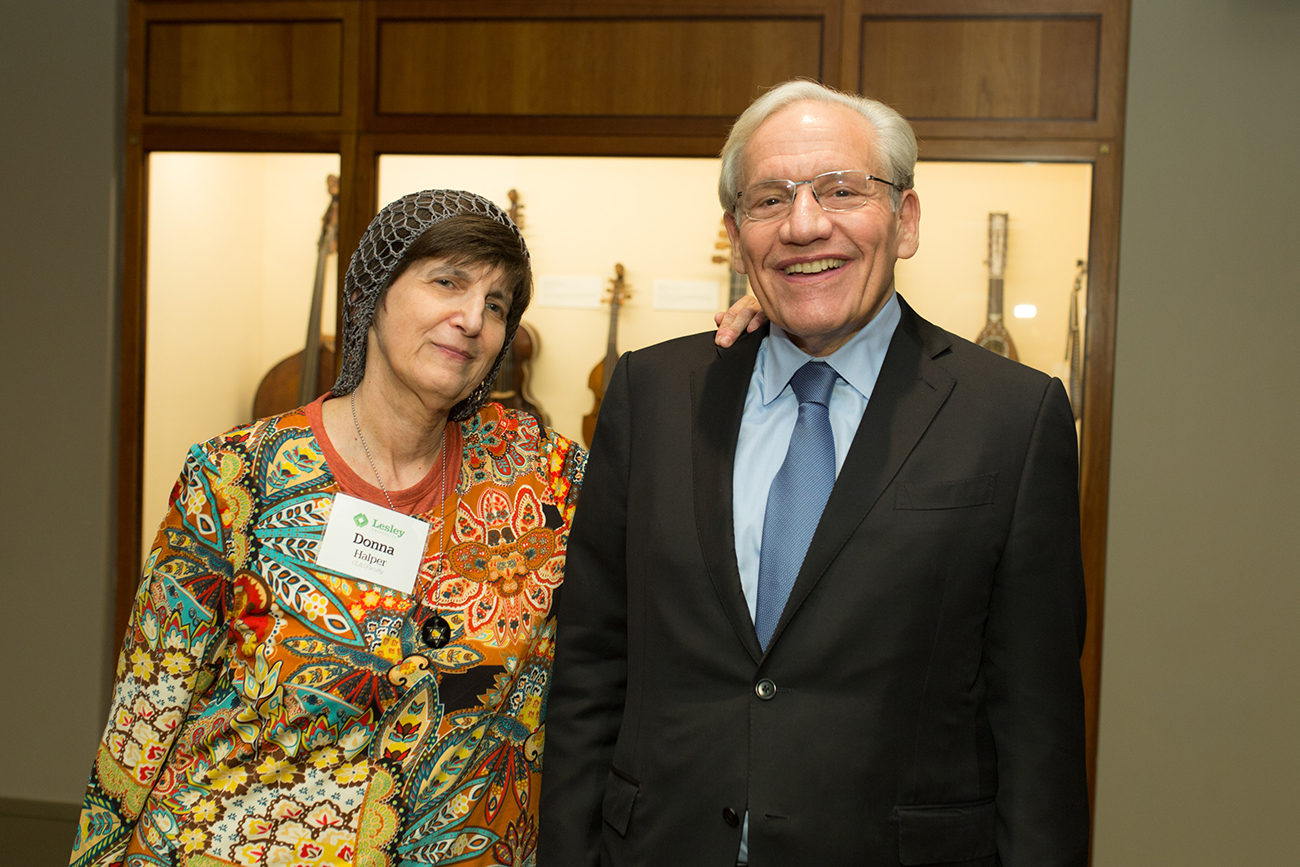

{"left": 1013, "top": 304, "right": 1038, "bottom": 318}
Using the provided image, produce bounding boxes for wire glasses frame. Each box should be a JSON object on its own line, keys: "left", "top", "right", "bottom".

{"left": 736, "top": 170, "right": 902, "bottom": 222}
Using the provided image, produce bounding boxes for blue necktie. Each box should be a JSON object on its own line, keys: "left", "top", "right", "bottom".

{"left": 754, "top": 361, "right": 839, "bottom": 650}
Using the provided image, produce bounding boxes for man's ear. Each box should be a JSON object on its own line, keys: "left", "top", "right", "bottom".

{"left": 723, "top": 212, "right": 747, "bottom": 274}
{"left": 895, "top": 189, "right": 921, "bottom": 260}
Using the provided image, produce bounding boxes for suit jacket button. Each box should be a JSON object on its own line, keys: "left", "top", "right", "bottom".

{"left": 722, "top": 807, "right": 740, "bottom": 827}
{"left": 755, "top": 678, "right": 777, "bottom": 700}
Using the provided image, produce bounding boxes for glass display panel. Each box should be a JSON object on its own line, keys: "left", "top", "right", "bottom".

{"left": 142, "top": 153, "right": 1089, "bottom": 558}
{"left": 901, "top": 161, "right": 1092, "bottom": 405}
{"left": 379, "top": 155, "right": 1092, "bottom": 442}
{"left": 143, "top": 152, "right": 341, "bottom": 559}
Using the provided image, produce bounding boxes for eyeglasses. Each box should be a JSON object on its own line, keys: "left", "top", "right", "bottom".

{"left": 736, "top": 170, "right": 901, "bottom": 221}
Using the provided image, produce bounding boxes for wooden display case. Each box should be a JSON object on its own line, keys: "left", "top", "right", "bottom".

{"left": 118, "top": 0, "right": 1130, "bottom": 835}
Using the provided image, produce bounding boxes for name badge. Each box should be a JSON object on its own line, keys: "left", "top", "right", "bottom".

{"left": 316, "top": 492, "right": 430, "bottom": 595}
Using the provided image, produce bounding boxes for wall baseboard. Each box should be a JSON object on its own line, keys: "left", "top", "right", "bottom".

{"left": 0, "top": 797, "right": 79, "bottom": 867}
{"left": 0, "top": 796, "right": 80, "bottom": 822}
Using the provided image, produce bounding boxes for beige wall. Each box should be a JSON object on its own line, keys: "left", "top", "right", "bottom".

{"left": 2, "top": 3, "right": 1298, "bottom": 867}
{"left": 1091, "top": 0, "right": 1300, "bottom": 863}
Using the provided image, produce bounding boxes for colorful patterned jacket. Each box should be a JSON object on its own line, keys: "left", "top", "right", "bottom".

{"left": 72, "top": 401, "right": 585, "bottom": 867}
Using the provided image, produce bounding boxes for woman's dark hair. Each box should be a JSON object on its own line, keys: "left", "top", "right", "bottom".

{"left": 333, "top": 190, "right": 532, "bottom": 421}
{"left": 382, "top": 213, "right": 533, "bottom": 332}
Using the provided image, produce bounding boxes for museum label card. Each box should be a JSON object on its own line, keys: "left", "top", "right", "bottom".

{"left": 653, "top": 279, "right": 722, "bottom": 311}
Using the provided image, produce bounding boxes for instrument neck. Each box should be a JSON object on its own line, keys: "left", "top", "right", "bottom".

{"left": 298, "top": 224, "right": 336, "bottom": 406}
{"left": 987, "top": 276, "right": 1005, "bottom": 319}
{"left": 602, "top": 296, "right": 621, "bottom": 392}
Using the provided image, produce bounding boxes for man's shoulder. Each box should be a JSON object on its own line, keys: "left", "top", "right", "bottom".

{"left": 628, "top": 329, "right": 731, "bottom": 365}
{"left": 620, "top": 328, "right": 759, "bottom": 381}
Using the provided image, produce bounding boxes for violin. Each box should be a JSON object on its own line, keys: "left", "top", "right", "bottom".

{"left": 582, "top": 263, "right": 629, "bottom": 447}
{"left": 252, "top": 174, "right": 340, "bottom": 419}
{"left": 489, "top": 189, "right": 548, "bottom": 425}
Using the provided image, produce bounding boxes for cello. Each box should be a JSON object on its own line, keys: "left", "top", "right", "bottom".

{"left": 252, "top": 174, "right": 340, "bottom": 419}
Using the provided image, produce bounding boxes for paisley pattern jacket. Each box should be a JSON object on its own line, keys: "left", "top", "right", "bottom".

{"left": 71, "top": 401, "right": 585, "bottom": 867}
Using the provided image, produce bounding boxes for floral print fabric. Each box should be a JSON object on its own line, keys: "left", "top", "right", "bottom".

{"left": 71, "top": 403, "right": 585, "bottom": 867}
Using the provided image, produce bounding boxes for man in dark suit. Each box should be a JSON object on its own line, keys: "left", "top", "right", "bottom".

{"left": 538, "top": 80, "right": 1089, "bottom": 867}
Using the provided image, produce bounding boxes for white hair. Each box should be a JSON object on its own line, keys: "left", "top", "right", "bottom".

{"left": 718, "top": 79, "right": 917, "bottom": 215}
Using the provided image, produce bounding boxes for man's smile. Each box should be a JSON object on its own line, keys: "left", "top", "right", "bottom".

{"left": 782, "top": 257, "right": 846, "bottom": 275}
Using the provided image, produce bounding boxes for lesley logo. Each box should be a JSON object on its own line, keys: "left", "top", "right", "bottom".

{"left": 320, "top": 493, "right": 424, "bottom": 594}
{"left": 350, "top": 510, "right": 405, "bottom": 539}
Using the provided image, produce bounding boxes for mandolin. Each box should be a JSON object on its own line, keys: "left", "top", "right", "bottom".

{"left": 488, "top": 188, "right": 548, "bottom": 425}
{"left": 252, "top": 174, "right": 340, "bottom": 419}
{"left": 581, "top": 263, "right": 630, "bottom": 447}
{"left": 975, "top": 211, "right": 1018, "bottom": 361}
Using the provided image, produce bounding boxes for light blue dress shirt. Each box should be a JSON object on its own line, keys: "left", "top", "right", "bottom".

{"left": 733, "top": 292, "right": 901, "bottom": 619}
{"left": 730, "top": 292, "right": 901, "bottom": 863}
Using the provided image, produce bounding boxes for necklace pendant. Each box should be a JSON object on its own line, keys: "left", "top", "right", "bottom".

{"left": 421, "top": 615, "right": 452, "bottom": 649}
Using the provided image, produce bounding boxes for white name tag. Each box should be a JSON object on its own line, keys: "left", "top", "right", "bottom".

{"left": 316, "top": 493, "right": 430, "bottom": 595}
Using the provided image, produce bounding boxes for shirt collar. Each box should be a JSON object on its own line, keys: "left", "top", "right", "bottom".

{"left": 758, "top": 292, "right": 901, "bottom": 405}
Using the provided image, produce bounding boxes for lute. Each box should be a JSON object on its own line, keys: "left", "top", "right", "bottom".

{"left": 975, "top": 211, "right": 1018, "bottom": 361}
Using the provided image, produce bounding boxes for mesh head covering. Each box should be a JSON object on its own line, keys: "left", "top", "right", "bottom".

{"left": 333, "top": 189, "right": 530, "bottom": 422}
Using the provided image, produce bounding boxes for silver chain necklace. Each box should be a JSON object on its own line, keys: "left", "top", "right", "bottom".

{"left": 349, "top": 389, "right": 453, "bottom": 649}
{"left": 350, "top": 389, "right": 397, "bottom": 510}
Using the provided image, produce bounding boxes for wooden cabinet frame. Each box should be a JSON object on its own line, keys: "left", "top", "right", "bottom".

{"left": 116, "top": 0, "right": 1128, "bottom": 840}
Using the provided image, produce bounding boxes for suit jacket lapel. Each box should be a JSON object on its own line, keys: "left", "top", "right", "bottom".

{"left": 693, "top": 325, "right": 767, "bottom": 664}
{"left": 764, "top": 298, "right": 956, "bottom": 651}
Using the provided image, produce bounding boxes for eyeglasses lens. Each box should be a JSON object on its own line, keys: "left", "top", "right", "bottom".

{"left": 741, "top": 172, "right": 875, "bottom": 220}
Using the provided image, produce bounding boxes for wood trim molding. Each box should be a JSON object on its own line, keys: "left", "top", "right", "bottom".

{"left": 843, "top": 0, "right": 1126, "bottom": 140}
{"left": 917, "top": 134, "right": 1123, "bottom": 837}
{"left": 113, "top": 136, "right": 147, "bottom": 648}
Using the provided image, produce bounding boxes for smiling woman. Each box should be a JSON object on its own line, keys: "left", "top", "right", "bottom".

{"left": 69, "top": 190, "right": 586, "bottom": 866}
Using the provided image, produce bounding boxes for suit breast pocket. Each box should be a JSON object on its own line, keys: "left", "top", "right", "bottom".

{"left": 894, "top": 799, "right": 997, "bottom": 865}
{"left": 895, "top": 474, "right": 997, "bottom": 511}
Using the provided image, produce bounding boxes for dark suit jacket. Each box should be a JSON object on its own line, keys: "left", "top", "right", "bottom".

{"left": 539, "top": 298, "right": 1089, "bottom": 867}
